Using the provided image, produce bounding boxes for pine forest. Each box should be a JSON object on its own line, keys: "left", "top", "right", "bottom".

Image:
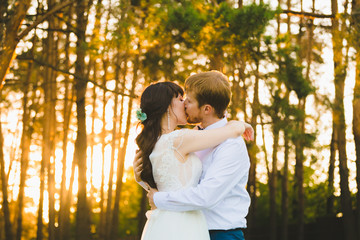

{"left": 1, "top": 0, "right": 360, "bottom": 239}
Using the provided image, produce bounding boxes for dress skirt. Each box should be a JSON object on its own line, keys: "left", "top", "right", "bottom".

{"left": 141, "top": 209, "right": 210, "bottom": 240}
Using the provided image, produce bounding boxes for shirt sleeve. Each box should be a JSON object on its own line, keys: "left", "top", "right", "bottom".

{"left": 153, "top": 137, "right": 250, "bottom": 211}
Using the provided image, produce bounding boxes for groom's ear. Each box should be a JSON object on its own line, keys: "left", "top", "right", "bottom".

{"left": 203, "top": 104, "right": 214, "bottom": 115}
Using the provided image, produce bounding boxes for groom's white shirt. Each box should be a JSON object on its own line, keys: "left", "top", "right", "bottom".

{"left": 154, "top": 118, "right": 251, "bottom": 230}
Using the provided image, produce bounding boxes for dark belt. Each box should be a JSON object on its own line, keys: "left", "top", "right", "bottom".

{"left": 209, "top": 227, "right": 244, "bottom": 233}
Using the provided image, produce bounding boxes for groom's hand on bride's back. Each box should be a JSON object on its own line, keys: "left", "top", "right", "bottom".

{"left": 133, "top": 150, "right": 143, "bottom": 182}
{"left": 145, "top": 183, "right": 158, "bottom": 210}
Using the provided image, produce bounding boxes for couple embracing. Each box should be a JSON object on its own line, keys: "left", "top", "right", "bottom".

{"left": 133, "top": 71, "right": 253, "bottom": 240}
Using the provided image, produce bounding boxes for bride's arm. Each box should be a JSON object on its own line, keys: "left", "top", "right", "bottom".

{"left": 175, "top": 121, "right": 253, "bottom": 156}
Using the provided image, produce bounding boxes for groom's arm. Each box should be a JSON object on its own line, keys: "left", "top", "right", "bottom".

{"left": 153, "top": 138, "right": 250, "bottom": 211}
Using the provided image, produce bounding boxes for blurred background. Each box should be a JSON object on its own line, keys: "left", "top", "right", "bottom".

{"left": 0, "top": 0, "right": 359, "bottom": 239}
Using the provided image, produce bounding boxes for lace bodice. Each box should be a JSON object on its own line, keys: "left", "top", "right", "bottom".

{"left": 150, "top": 130, "right": 202, "bottom": 192}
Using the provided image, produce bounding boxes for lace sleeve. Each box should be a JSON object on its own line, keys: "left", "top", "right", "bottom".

{"left": 150, "top": 129, "right": 200, "bottom": 191}
{"left": 169, "top": 129, "right": 199, "bottom": 187}
{"left": 170, "top": 129, "right": 190, "bottom": 162}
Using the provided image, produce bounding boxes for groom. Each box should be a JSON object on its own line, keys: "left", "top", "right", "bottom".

{"left": 134, "top": 71, "right": 251, "bottom": 240}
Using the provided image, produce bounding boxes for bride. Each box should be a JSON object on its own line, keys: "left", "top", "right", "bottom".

{"left": 135, "top": 81, "right": 252, "bottom": 240}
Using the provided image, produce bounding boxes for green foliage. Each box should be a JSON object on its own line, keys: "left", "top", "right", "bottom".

{"left": 142, "top": 48, "right": 165, "bottom": 82}
{"left": 1, "top": 0, "right": 346, "bottom": 239}
{"left": 303, "top": 169, "right": 328, "bottom": 222}
{"left": 90, "top": 169, "right": 145, "bottom": 239}
{"left": 255, "top": 164, "right": 336, "bottom": 226}
{"left": 282, "top": 55, "right": 313, "bottom": 99}
{"left": 227, "top": 3, "right": 276, "bottom": 45}
{"left": 198, "top": 4, "right": 232, "bottom": 54}
{"left": 164, "top": 2, "right": 276, "bottom": 64}
{"left": 116, "top": 168, "right": 146, "bottom": 238}
{"left": 112, "top": 21, "right": 132, "bottom": 46}
{"left": 254, "top": 181, "right": 271, "bottom": 224}
{"left": 349, "top": 5, "right": 360, "bottom": 50}
{"left": 166, "top": 4, "right": 207, "bottom": 47}
{"left": 274, "top": 41, "right": 314, "bottom": 99}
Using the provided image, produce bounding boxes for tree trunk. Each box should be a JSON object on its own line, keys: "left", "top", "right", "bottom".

{"left": 260, "top": 115, "right": 271, "bottom": 183}
{"left": 99, "top": 80, "right": 107, "bottom": 239}
{"left": 89, "top": 72, "right": 95, "bottom": 224}
{"left": 59, "top": 54, "right": 72, "bottom": 227}
{"left": 41, "top": 36, "right": 55, "bottom": 240}
{"left": 351, "top": 1, "right": 360, "bottom": 239}
{"left": 74, "top": 0, "right": 91, "bottom": 239}
{"left": 15, "top": 33, "right": 36, "bottom": 240}
{"left": 58, "top": 5, "right": 73, "bottom": 240}
{"left": 327, "top": 129, "right": 336, "bottom": 215}
{"left": 109, "top": 51, "right": 121, "bottom": 240}
{"left": 354, "top": 56, "right": 360, "bottom": 240}
{"left": 59, "top": 87, "right": 74, "bottom": 240}
{"left": 137, "top": 189, "right": 148, "bottom": 240}
{"left": 111, "top": 48, "right": 139, "bottom": 240}
{"left": 58, "top": 5, "right": 75, "bottom": 240}
{"left": 87, "top": 0, "right": 103, "bottom": 215}
{"left": 0, "top": 120, "right": 14, "bottom": 240}
{"left": 335, "top": 71, "right": 356, "bottom": 240}
{"left": 269, "top": 126, "right": 279, "bottom": 240}
{"left": 63, "top": 145, "right": 77, "bottom": 239}
{"left": 89, "top": 71, "right": 96, "bottom": 234}
{"left": 292, "top": 1, "right": 309, "bottom": 238}
{"left": 104, "top": 59, "right": 115, "bottom": 240}
{"left": 294, "top": 100, "right": 305, "bottom": 240}
{"left": 293, "top": 2, "right": 314, "bottom": 237}
{"left": 0, "top": 0, "right": 31, "bottom": 87}
{"left": 43, "top": 1, "right": 58, "bottom": 239}
{"left": 83, "top": 0, "right": 104, "bottom": 237}
{"left": 281, "top": 125, "right": 289, "bottom": 240}
{"left": 280, "top": 2, "right": 290, "bottom": 239}
{"left": 107, "top": 50, "right": 128, "bottom": 238}
{"left": 37, "top": 144, "right": 45, "bottom": 240}
{"left": 229, "top": 57, "right": 246, "bottom": 120}
{"left": 103, "top": 7, "right": 114, "bottom": 239}
{"left": 247, "top": 57, "right": 260, "bottom": 238}
{"left": 331, "top": 0, "right": 356, "bottom": 239}
{"left": 281, "top": 93, "right": 290, "bottom": 240}
{"left": 99, "top": 59, "right": 107, "bottom": 240}
{"left": 209, "top": 51, "right": 224, "bottom": 72}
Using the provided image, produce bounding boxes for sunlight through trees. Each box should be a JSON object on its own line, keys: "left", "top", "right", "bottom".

{"left": 0, "top": 0, "right": 359, "bottom": 240}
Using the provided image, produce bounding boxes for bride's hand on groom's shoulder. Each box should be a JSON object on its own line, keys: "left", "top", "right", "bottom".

{"left": 145, "top": 183, "right": 158, "bottom": 210}
{"left": 243, "top": 122, "right": 254, "bottom": 142}
{"left": 226, "top": 120, "right": 254, "bottom": 141}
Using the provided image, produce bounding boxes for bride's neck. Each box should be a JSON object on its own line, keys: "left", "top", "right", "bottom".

{"left": 160, "top": 122, "right": 176, "bottom": 134}
{"left": 160, "top": 117, "right": 176, "bottom": 135}
{"left": 161, "top": 129, "right": 173, "bottom": 135}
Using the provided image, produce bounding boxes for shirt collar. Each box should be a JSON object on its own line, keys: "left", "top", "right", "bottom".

{"left": 204, "top": 118, "right": 227, "bottom": 130}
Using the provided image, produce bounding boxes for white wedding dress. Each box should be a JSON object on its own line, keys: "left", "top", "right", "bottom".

{"left": 141, "top": 130, "right": 210, "bottom": 240}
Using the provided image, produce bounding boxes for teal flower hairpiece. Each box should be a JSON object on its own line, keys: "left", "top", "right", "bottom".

{"left": 136, "top": 108, "right": 147, "bottom": 122}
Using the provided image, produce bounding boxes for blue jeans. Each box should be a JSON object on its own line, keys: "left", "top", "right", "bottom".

{"left": 209, "top": 228, "right": 245, "bottom": 240}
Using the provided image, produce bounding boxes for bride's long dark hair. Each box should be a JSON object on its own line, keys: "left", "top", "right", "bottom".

{"left": 136, "top": 82, "right": 184, "bottom": 188}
